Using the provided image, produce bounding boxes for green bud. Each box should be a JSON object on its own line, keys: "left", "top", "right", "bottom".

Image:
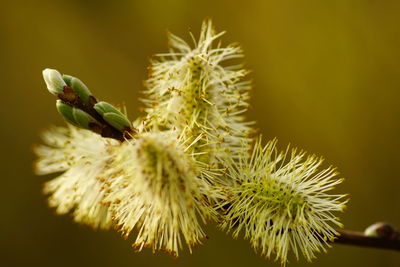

{"left": 62, "top": 75, "right": 92, "bottom": 104}
{"left": 72, "top": 108, "right": 98, "bottom": 130}
{"left": 71, "top": 78, "right": 92, "bottom": 104}
{"left": 94, "top": 101, "right": 131, "bottom": 132}
{"left": 103, "top": 113, "right": 131, "bottom": 132}
{"left": 62, "top": 74, "right": 74, "bottom": 86}
{"left": 43, "top": 68, "right": 66, "bottom": 95}
{"left": 93, "top": 101, "right": 124, "bottom": 117}
{"left": 56, "top": 100, "right": 79, "bottom": 127}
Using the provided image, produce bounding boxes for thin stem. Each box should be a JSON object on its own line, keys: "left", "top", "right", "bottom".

{"left": 334, "top": 222, "right": 400, "bottom": 251}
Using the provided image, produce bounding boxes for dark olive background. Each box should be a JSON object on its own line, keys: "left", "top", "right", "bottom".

{"left": 1, "top": 0, "right": 400, "bottom": 266}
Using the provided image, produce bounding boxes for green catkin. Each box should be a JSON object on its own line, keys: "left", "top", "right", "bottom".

{"left": 220, "top": 138, "right": 347, "bottom": 265}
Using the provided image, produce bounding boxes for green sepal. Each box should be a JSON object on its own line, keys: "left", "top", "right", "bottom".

{"left": 43, "top": 69, "right": 66, "bottom": 95}
{"left": 103, "top": 112, "right": 131, "bottom": 132}
{"left": 56, "top": 100, "right": 79, "bottom": 127}
{"left": 72, "top": 108, "right": 98, "bottom": 129}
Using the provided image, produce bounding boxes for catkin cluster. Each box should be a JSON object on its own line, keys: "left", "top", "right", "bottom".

{"left": 34, "top": 20, "right": 347, "bottom": 264}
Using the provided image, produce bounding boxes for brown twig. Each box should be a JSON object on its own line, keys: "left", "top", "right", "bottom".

{"left": 334, "top": 222, "right": 400, "bottom": 251}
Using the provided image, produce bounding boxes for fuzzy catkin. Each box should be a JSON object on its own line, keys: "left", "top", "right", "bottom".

{"left": 34, "top": 19, "right": 348, "bottom": 265}
{"left": 139, "top": 20, "right": 253, "bottom": 167}
{"left": 34, "top": 126, "right": 119, "bottom": 229}
{"left": 220, "top": 138, "right": 347, "bottom": 264}
{"left": 102, "top": 131, "right": 218, "bottom": 256}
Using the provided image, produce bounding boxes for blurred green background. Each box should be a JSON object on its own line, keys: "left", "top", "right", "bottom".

{"left": 1, "top": 0, "right": 400, "bottom": 266}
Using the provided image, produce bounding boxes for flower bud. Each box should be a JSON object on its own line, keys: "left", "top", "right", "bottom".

{"left": 102, "top": 113, "right": 131, "bottom": 132}
{"left": 70, "top": 77, "right": 92, "bottom": 104}
{"left": 72, "top": 108, "right": 99, "bottom": 130}
{"left": 94, "top": 101, "right": 131, "bottom": 132}
{"left": 56, "top": 100, "right": 79, "bottom": 127}
{"left": 62, "top": 74, "right": 73, "bottom": 86}
{"left": 62, "top": 75, "right": 92, "bottom": 104}
{"left": 56, "top": 100, "right": 100, "bottom": 129}
{"left": 364, "top": 222, "right": 394, "bottom": 238}
{"left": 43, "top": 68, "right": 67, "bottom": 95}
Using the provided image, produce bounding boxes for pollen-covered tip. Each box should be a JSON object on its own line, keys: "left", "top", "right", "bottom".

{"left": 42, "top": 68, "right": 66, "bottom": 95}
{"left": 63, "top": 75, "right": 92, "bottom": 104}
{"left": 94, "top": 101, "right": 131, "bottom": 132}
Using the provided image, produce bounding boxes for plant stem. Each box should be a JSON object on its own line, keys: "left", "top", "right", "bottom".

{"left": 334, "top": 223, "right": 400, "bottom": 251}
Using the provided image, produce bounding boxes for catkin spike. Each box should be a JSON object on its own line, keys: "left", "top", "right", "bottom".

{"left": 34, "top": 126, "right": 120, "bottom": 229}
{"left": 219, "top": 138, "right": 347, "bottom": 265}
{"left": 103, "top": 131, "right": 219, "bottom": 256}
{"left": 140, "top": 20, "right": 253, "bottom": 166}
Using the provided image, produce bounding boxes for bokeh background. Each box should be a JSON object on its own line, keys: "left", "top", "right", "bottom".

{"left": 1, "top": 0, "right": 400, "bottom": 266}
